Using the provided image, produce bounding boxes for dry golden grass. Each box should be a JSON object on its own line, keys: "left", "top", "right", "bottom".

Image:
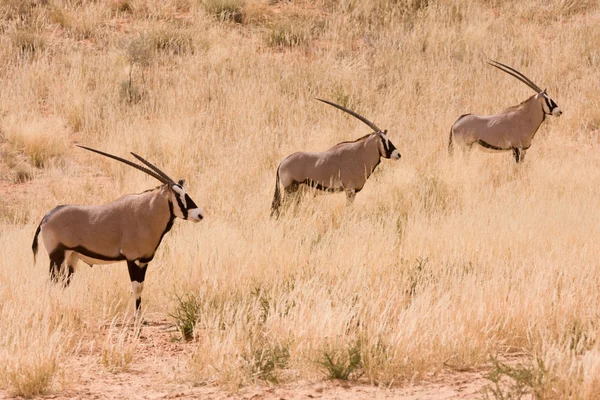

{"left": 1, "top": 0, "right": 600, "bottom": 397}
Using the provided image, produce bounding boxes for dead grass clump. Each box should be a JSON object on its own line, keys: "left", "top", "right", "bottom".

{"left": 109, "top": 0, "right": 133, "bottom": 14}
{"left": 151, "top": 29, "right": 195, "bottom": 55}
{"left": 11, "top": 30, "right": 45, "bottom": 57}
{"left": 243, "top": 336, "right": 290, "bottom": 383}
{"left": 338, "top": 0, "right": 429, "bottom": 25}
{"left": 0, "top": 311, "right": 69, "bottom": 398}
{"left": 11, "top": 163, "right": 35, "bottom": 183}
{"left": 0, "top": 0, "right": 47, "bottom": 21}
{"left": 48, "top": 5, "right": 96, "bottom": 40}
{"left": 203, "top": 0, "right": 245, "bottom": 23}
{"left": 265, "top": 19, "right": 312, "bottom": 49}
{"left": 2, "top": 117, "right": 70, "bottom": 169}
{"left": 100, "top": 317, "right": 141, "bottom": 372}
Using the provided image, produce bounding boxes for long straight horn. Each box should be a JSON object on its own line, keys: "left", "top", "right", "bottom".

{"left": 77, "top": 145, "right": 170, "bottom": 185}
{"left": 316, "top": 98, "right": 382, "bottom": 133}
{"left": 130, "top": 152, "right": 175, "bottom": 185}
{"left": 487, "top": 60, "right": 543, "bottom": 93}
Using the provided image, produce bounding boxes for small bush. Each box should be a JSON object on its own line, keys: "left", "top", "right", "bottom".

{"left": 127, "top": 35, "right": 153, "bottom": 67}
{"left": 318, "top": 339, "right": 363, "bottom": 380}
{"left": 169, "top": 292, "right": 201, "bottom": 340}
{"left": 484, "top": 356, "right": 552, "bottom": 400}
{"left": 203, "top": 0, "right": 245, "bottom": 23}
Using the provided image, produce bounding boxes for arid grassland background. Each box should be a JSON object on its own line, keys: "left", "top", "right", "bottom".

{"left": 1, "top": 0, "right": 600, "bottom": 398}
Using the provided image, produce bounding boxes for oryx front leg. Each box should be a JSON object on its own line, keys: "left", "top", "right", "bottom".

{"left": 127, "top": 260, "right": 148, "bottom": 319}
{"left": 512, "top": 147, "right": 525, "bottom": 164}
{"left": 345, "top": 190, "right": 357, "bottom": 205}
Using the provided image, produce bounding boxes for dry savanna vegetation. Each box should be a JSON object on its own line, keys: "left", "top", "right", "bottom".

{"left": 1, "top": 0, "right": 600, "bottom": 398}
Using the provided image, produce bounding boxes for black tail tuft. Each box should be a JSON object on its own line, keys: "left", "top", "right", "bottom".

{"left": 32, "top": 221, "right": 42, "bottom": 262}
{"left": 270, "top": 166, "right": 281, "bottom": 219}
{"left": 448, "top": 128, "right": 454, "bottom": 156}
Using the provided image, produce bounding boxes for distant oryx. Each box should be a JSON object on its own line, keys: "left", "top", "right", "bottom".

{"left": 32, "top": 146, "right": 203, "bottom": 317}
{"left": 270, "top": 98, "right": 401, "bottom": 217}
{"left": 449, "top": 60, "right": 562, "bottom": 163}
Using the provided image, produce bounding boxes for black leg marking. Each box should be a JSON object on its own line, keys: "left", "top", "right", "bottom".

{"left": 512, "top": 148, "right": 524, "bottom": 164}
{"left": 127, "top": 261, "right": 148, "bottom": 313}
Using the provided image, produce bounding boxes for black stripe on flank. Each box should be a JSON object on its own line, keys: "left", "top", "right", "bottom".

{"left": 477, "top": 140, "right": 512, "bottom": 151}
{"left": 59, "top": 244, "right": 127, "bottom": 262}
{"left": 300, "top": 179, "right": 345, "bottom": 193}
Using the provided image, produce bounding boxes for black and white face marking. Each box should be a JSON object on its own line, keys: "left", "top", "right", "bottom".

{"left": 541, "top": 91, "right": 562, "bottom": 117}
{"left": 171, "top": 181, "right": 203, "bottom": 222}
{"left": 378, "top": 131, "right": 401, "bottom": 160}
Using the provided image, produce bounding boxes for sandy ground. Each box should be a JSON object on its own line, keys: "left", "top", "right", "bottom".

{"left": 0, "top": 319, "right": 494, "bottom": 400}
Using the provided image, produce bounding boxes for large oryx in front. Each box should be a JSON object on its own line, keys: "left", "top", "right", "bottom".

{"left": 32, "top": 146, "right": 203, "bottom": 317}
{"left": 449, "top": 60, "right": 562, "bottom": 163}
{"left": 270, "top": 98, "right": 401, "bottom": 218}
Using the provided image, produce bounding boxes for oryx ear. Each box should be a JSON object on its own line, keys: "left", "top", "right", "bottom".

{"left": 172, "top": 184, "right": 185, "bottom": 196}
{"left": 178, "top": 179, "right": 186, "bottom": 186}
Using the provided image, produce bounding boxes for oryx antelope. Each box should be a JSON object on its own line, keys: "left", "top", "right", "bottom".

{"left": 31, "top": 146, "right": 203, "bottom": 316}
{"left": 449, "top": 60, "right": 562, "bottom": 163}
{"left": 270, "top": 98, "right": 401, "bottom": 217}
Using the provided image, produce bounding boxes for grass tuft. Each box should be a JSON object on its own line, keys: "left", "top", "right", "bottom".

{"left": 318, "top": 339, "right": 363, "bottom": 380}
{"left": 169, "top": 292, "right": 201, "bottom": 341}
{"left": 100, "top": 317, "right": 141, "bottom": 372}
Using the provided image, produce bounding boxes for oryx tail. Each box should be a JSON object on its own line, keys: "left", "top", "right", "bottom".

{"left": 32, "top": 220, "right": 42, "bottom": 262}
{"left": 270, "top": 165, "right": 281, "bottom": 218}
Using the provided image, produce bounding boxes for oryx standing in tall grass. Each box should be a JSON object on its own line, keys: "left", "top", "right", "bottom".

{"left": 449, "top": 60, "right": 562, "bottom": 163}
{"left": 270, "top": 98, "right": 401, "bottom": 218}
{"left": 32, "top": 146, "right": 203, "bottom": 317}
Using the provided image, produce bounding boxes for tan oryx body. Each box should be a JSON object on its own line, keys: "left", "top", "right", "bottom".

{"left": 32, "top": 146, "right": 203, "bottom": 317}
{"left": 271, "top": 99, "right": 401, "bottom": 217}
{"left": 449, "top": 60, "right": 562, "bottom": 163}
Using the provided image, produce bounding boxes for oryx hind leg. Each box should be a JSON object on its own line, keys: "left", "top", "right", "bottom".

{"left": 49, "top": 247, "right": 70, "bottom": 286}
{"left": 127, "top": 260, "right": 148, "bottom": 319}
{"left": 284, "top": 182, "right": 302, "bottom": 207}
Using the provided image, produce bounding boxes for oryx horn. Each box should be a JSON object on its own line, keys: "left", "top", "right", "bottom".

{"left": 316, "top": 98, "right": 382, "bottom": 133}
{"left": 130, "top": 152, "right": 176, "bottom": 185}
{"left": 77, "top": 145, "right": 171, "bottom": 185}
{"left": 487, "top": 60, "right": 543, "bottom": 93}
